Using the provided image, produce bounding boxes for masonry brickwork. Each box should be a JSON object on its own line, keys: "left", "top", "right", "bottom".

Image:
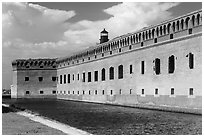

{"left": 12, "top": 9, "right": 202, "bottom": 113}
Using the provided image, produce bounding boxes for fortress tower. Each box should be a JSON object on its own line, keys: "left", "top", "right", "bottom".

{"left": 100, "top": 28, "right": 109, "bottom": 44}
{"left": 11, "top": 58, "right": 57, "bottom": 98}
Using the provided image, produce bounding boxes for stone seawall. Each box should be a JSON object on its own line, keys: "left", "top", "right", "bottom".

{"left": 57, "top": 95, "right": 202, "bottom": 114}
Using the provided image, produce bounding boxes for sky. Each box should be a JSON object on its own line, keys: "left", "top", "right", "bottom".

{"left": 2, "top": 2, "right": 202, "bottom": 89}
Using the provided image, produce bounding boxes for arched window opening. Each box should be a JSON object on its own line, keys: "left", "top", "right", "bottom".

{"left": 163, "top": 25, "right": 166, "bottom": 35}
{"left": 102, "top": 68, "right": 105, "bottom": 81}
{"left": 197, "top": 14, "right": 200, "bottom": 25}
{"left": 189, "top": 53, "right": 194, "bottom": 69}
{"left": 169, "top": 55, "right": 175, "bottom": 74}
{"left": 109, "top": 67, "right": 114, "bottom": 80}
{"left": 146, "top": 31, "right": 148, "bottom": 40}
{"left": 177, "top": 20, "right": 180, "bottom": 31}
{"left": 172, "top": 22, "right": 176, "bottom": 32}
{"left": 167, "top": 23, "right": 171, "bottom": 34}
{"left": 154, "top": 58, "right": 161, "bottom": 75}
{"left": 149, "top": 30, "right": 151, "bottom": 39}
{"left": 152, "top": 29, "right": 155, "bottom": 38}
{"left": 133, "top": 35, "right": 136, "bottom": 43}
{"left": 156, "top": 27, "right": 159, "bottom": 37}
{"left": 160, "top": 26, "right": 163, "bottom": 36}
{"left": 142, "top": 32, "right": 145, "bottom": 41}
{"left": 136, "top": 35, "right": 138, "bottom": 42}
{"left": 118, "top": 65, "right": 123, "bottom": 79}
{"left": 185, "top": 17, "right": 190, "bottom": 29}
{"left": 192, "top": 15, "right": 195, "bottom": 27}
{"left": 139, "top": 33, "right": 141, "bottom": 42}
{"left": 181, "top": 19, "right": 184, "bottom": 30}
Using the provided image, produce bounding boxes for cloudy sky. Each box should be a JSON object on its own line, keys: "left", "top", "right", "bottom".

{"left": 2, "top": 2, "right": 201, "bottom": 89}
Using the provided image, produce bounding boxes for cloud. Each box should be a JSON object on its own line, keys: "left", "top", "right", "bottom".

{"left": 2, "top": 2, "right": 180, "bottom": 88}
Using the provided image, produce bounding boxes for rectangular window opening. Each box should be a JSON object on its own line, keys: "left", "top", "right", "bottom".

{"left": 170, "top": 34, "right": 173, "bottom": 39}
{"left": 142, "top": 89, "right": 144, "bottom": 95}
{"left": 155, "top": 88, "right": 158, "bottom": 95}
{"left": 141, "top": 61, "right": 145, "bottom": 74}
{"left": 39, "top": 77, "right": 43, "bottom": 82}
{"left": 189, "top": 88, "right": 193, "bottom": 95}
{"left": 94, "top": 71, "right": 98, "bottom": 82}
{"left": 189, "top": 28, "right": 192, "bottom": 34}
{"left": 154, "top": 38, "right": 157, "bottom": 43}
{"left": 171, "top": 88, "right": 174, "bottom": 95}
{"left": 88, "top": 72, "right": 91, "bottom": 82}
{"left": 130, "top": 65, "right": 133, "bottom": 74}
{"left": 52, "top": 90, "right": 56, "bottom": 94}
{"left": 25, "top": 77, "right": 29, "bottom": 81}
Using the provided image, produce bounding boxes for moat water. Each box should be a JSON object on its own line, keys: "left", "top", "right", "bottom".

{"left": 2, "top": 98, "right": 202, "bottom": 135}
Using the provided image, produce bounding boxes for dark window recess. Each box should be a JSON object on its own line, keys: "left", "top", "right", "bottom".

{"left": 64, "top": 91, "right": 66, "bottom": 94}
{"left": 60, "top": 75, "right": 62, "bottom": 84}
{"left": 26, "top": 66, "right": 29, "bottom": 68}
{"left": 154, "top": 58, "right": 161, "bottom": 75}
{"left": 118, "top": 65, "right": 123, "bottom": 79}
{"left": 155, "top": 88, "right": 158, "bottom": 95}
{"left": 39, "top": 77, "right": 43, "bottom": 82}
{"left": 95, "top": 55, "right": 97, "bottom": 59}
{"left": 78, "top": 91, "right": 79, "bottom": 94}
{"left": 89, "top": 90, "right": 91, "bottom": 95}
{"left": 119, "top": 89, "right": 122, "bottom": 95}
{"left": 102, "top": 53, "right": 104, "bottom": 57}
{"left": 40, "top": 91, "right": 43, "bottom": 94}
{"left": 82, "top": 59, "right": 84, "bottom": 62}
{"left": 141, "top": 42, "right": 144, "bottom": 47}
{"left": 25, "top": 77, "right": 29, "bottom": 81}
{"left": 52, "top": 77, "right": 56, "bottom": 81}
{"left": 88, "top": 72, "right": 91, "bottom": 82}
{"left": 52, "top": 90, "right": 56, "bottom": 94}
{"left": 94, "top": 71, "right": 98, "bottom": 81}
{"left": 82, "top": 73, "right": 85, "bottom": 82}
{"left": 77, "top": 60, "right": 79, "bottom": 63}
{"left": 188, "top": 28, "right": 192, "bottom": 34}
{"left": 109, "top": 67, "right": 114, "bottom": 80}
{"left": 64, "top": 75, "right": 66, "bottom": 84}
{"left": 168, "top": 55, "right": 175, "bottom": 74}
{"left": 68, "top": 91, "right": 70, "bottom": 94}
{"left": 189, "top": 88, "right": 193, "bottom": 95}
{"left": 68, "top": 74, "right": 70, "bottom": 83}
{"left": 154, "top": 38, "right": 157, "bottom": 43}
{"left": 119, "top": 48, "right": 121, "bottom": 53}
{"left": 102, "top": 68, "right": 105, "bottom": 81}
{"left": 142, "top": 89, "right": 144, "bottom": 95}
{"left": 130, "top": 89, "right": 132, "bottom": 94}
{"left": 129, "top": 45, "right": 132, "bottom": 50}
{"left": 73, "top": 74, "right": 74, "bottom": 81}
{"left": 189, "top": 53, "right": 194, "bottom": 69}
{"left": 130, "top": 65, "right": 133, "bottom": 74}
{"left": 95, "top": 90, "right": 97, "bottom": 95}
{"left": 73, "top": 91, "right": 74, "bottom": 94}
{"left": 170, "top": 34, "right": 173, "bottom": 39}
{"left": 72, "top": 61, "right": 74, "bottom": 64}
{"left": 110, "top": 51, "right": 112, "bottom": 55}
{"left": 78, "top": 74, "right": 80, "bottom": 80}
{"left": 110, "top": 90, "right": 113, "bottom": 95}
{"left": 88, "top": 57, "right": 90, "bottom": 60}
{"left": 83, "top": 90, "right": 85, "bottom": 95}
{"left": 171, "top": 88, "right": 174, "bottom": 95}
{"left": 141, "top": 61, "right": 145, "bottom": 74}
{"left": 40, "top": 66, "right": 43, "bottom": 68}
{"left": 102, "top": 90, "right": 105, "bottom": 95}
{"left": 26, "top": 91, "right": 30, "bottom": 94}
